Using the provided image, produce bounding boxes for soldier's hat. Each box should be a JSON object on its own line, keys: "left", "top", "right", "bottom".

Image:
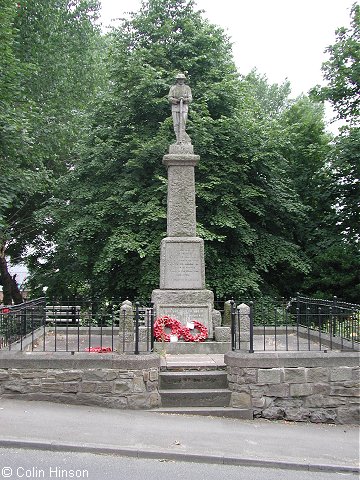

{"left": 175, "top": 73, "right": 186, "bottom": 79}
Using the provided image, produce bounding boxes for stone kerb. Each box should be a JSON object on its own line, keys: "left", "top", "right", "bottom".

{"left": 212, "top": 310, "right": 225, "bottom": 341}
{"left": 225, "top": 351, "right": 360, "bottom": 424}
{"left": 215, "top": 303, "right": 249, "bottom": 345}
{"left": 0, "top": 352, "right": 161, "bottom": 410}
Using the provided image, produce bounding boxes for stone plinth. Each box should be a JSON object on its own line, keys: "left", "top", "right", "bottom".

{"left": 215, "top": 326, "right": 231, "bottom": 342}
{"left": 151, "top": 289, "right": 214, "bottom": 338}
{"left": 160, "top": 237, "right": 205, "bottom": 290}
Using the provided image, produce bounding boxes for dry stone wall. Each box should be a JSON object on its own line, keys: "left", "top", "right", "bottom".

{"left": 0, "top": 353, "right": 161, "bottom": 409}
{"left": 225, "top": 351, "right": 359, "bottom": 424}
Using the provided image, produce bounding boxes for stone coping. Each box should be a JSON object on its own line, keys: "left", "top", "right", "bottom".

{"left": 0, "top": 352, "right": 160, "bottom": 370}
{"left": 163, "top": 154, "right": 200, "bottom": 167}
{"left": 225, "top": 351, "right": 360, "bottom": 368}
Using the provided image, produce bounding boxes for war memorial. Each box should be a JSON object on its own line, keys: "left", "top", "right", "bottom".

{"left": 0, "top": 74, "right": 358, "bottom": 425}
{"left": 151, "top": 72, "right": 217, "bottom": 341}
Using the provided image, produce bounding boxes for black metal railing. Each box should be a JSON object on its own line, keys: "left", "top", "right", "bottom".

{"left": 231, "top": 295, "right": 360, "bottom": 352}
{"left": 0, "top": 298, "right": 46, "bottom": 350}
{"left": 0, "top": 298, "right": 154, "bottom": 355}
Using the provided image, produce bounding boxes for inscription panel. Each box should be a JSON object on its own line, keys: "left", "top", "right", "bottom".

{"left": 158, "top": 305, "right": 210, "bottom": 327}
{"left": 163, "top": 242, "right": 203, "bottom": 289}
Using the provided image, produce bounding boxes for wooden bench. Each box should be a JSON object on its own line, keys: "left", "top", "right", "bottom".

{"left": 45, "top": 305, "right": 81, "bottom": 325}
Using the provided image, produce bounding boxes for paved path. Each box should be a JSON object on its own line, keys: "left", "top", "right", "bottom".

{"left": 160, "top": 353, "right": 226, "bottom": 369}
{"left": 0, "top": 398, "right": 358, "bottom": 473}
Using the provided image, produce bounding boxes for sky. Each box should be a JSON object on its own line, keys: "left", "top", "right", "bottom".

{"left": 99, "top": 0, "right": 355, "bottom": 100}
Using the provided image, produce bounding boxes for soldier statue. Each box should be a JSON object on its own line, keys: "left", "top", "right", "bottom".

{"left": 168, "top": 73, "right": 192, "bottom": 144}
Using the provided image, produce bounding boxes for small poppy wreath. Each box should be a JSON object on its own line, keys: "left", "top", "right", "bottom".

{"left": 181, "top": 321, "right": 208, "bottom": 342}
{"left": 85, "top": 346, "right": 112, "bottom": 353}
{"left": 154, "top": 316, "right": 183, "bottom": 342}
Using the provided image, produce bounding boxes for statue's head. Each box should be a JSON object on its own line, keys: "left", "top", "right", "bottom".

{"left": 175, "top": 73, "right": 186, "bottom": 83}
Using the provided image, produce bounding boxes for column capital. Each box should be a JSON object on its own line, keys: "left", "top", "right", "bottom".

{"left": 163, "top": 154, "right": 200, "bottom": 167}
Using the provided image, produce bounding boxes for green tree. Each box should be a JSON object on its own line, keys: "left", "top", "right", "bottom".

{"left": 0, "top": 0, "right": 42, "bottom": 303}
{"left": 0, "top": 0, "right": 102, "bottom": 303}
{"left": 29, "top": 0, "right": 312, "bottom": 300}
{"left": 312, "top": 3, "right": 359, "bottom": 123}
{"left": 307, "top": 3, "right": 360, "bottom": 302}
{"left": 330, "top": 128, "right": 360, "bottom": 245}
{"left": 304, "top": 127, "right": 360, "bottom": 303}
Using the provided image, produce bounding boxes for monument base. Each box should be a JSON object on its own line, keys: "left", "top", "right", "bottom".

{"left": 151, "top": 289, "right": 214, "bottom": 339}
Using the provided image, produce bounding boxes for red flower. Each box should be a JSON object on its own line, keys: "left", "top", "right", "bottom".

{"left": 181, "top": 321, "right": 208, "bottom": 342}
{"left": 154, "top": 316, "right": 183, "bottom": 342}
{"left": 85, "top": 346, "right": 112, "bottom": 353}
{"left": 154, "top": 316, "right": 208, "bottom": 342}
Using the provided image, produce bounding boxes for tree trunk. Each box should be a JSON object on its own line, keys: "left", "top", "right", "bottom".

{"left": 11, "top": 274, "right": 24, "bottom": 304}
{"left": 0, "top": 256, "right": 13, "bottom": 305}
{"left": 0, "top": 244, "right": 23, "bottom": 305}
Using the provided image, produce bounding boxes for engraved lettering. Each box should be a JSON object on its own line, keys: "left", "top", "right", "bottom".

{"left": 164, "top": 242, "right": 203, "bottom": 288}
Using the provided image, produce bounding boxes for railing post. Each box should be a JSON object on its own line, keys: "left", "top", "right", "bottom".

{"left": 135, "top": 301, "right": 140, "bottom": 355}
{"left": 329, "top": 305, "right": 333, "bottom": 350}
{"left": 230, "top": 299, "right": 236, "bottom": 350}
{"left": 249, "top": 301, "right": 254, "bottom": 353}
{"left": 31, "top": 306, "right": 34, "bottom": 351}
{"left": 42, "top": 301, "right": 46, "bottom": 352}
{"left": 150, "top": 302, "right": 154, "bottom": 353}
{"left": 71, "top": 305, "right": 76, "bottom": 325}
{"left": 333, "top": 296, "right": 338, "bottom": 337}
{"left": 307, "top": 306, "right": 311, "bottom": 351}
{"left": 318, "top": 306, "right": 322, "bottom": 351}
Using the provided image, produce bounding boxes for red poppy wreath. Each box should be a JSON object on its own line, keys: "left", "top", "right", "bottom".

{"left": 181, "top": 321, "right": 208, "bottom": 342}
{"left": 154, "top": 316, "right": 183, "bottom": 342}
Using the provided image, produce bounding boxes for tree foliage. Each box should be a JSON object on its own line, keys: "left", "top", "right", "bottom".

{"left": 312, "top": 3, "right": 359, "bottom": 123}
{"left": 307, "top": 3, "right": 360, "bottom": 302}
{"left": 6, "top": 0, "right": 356, "bottom": 303}
{"left": 28, "top": 0, "right": 317, "bottom": 300}
{"left": 0, "top": 0, "right": 102, "bottom": 303}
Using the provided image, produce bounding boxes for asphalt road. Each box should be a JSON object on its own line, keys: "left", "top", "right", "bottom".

{"left": 0, "top": 448, "right": 357, "bottom": 480}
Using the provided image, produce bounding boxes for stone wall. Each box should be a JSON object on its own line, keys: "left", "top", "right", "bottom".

{"left": 0, "top": 353, "right": 161, "bottom": 409}
{"left": 225, "top": 352, "right": 359, "bottom": 424}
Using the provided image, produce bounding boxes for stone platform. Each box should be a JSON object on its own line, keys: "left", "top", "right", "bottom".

{"left": 159, "top": 353, "right": 226, "bottom": 370}
{"left": 154, "top": 341, "right": 231, "bottom": 355}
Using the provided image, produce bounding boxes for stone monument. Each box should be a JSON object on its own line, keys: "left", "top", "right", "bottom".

{"left": 151, "top": 73, "right": 214, "bottom": 338}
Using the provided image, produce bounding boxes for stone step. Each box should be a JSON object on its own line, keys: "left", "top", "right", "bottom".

{"left": 159, "top": 371, "right": 228, "bottom": 390}
{"left": 161, "top": 364, "right": 227, "bottom": 372}
{"left": 154, "top": 341, "right": 231, "bottom": 355}
{"left": 152, "top": 406, "right": 252, "bottom": 420}
{"left": 159, "top": 388, "right": 231, "bottom": 407}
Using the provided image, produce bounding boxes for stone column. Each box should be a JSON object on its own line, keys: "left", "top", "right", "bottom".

{"left": 164, "top": 152, "right": 198, "bottom": 237}
{"left": 152, "top": 143, "right": 214, "bottom": 338}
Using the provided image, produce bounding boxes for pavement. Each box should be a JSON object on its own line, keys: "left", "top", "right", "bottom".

{"left": 0, "top": 398, "right": 359, "bottom": 474}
